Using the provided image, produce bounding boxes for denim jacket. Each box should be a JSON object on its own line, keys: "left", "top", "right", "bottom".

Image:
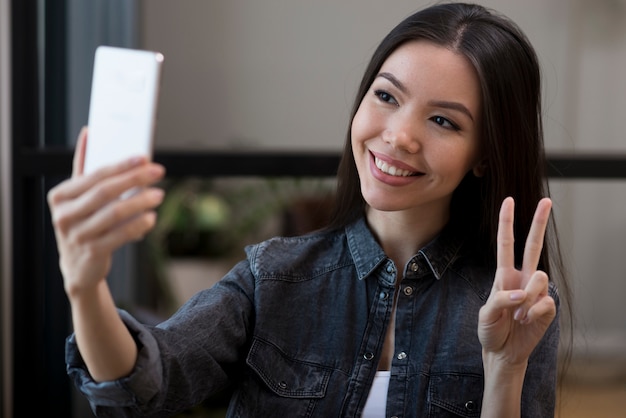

{"left": 66, "top": 217, "right": 560, "bottom": 417}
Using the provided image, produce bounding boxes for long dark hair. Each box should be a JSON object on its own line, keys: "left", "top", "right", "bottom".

{"left": 328, "top": 0, "right": 572, "bottom": 377}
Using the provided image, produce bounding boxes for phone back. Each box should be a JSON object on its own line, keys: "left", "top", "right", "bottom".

{"left": 84, "top": 45, "right": 164, "bottom": 175}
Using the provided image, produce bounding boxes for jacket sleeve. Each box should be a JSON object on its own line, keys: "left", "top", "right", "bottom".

{"left": 66, "top": 259, "right": 256, "bottom": 417}
{"left": 520, "top": 282, "right": 561, "bottom": 418}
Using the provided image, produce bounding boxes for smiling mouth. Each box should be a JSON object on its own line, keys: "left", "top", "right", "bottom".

{"left": 374, "top": 156, "right": 420, "bottom": 177}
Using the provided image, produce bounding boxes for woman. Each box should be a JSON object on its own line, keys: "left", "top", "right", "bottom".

{"left": 49, "top": 3, "right": 571, "bottom": 417}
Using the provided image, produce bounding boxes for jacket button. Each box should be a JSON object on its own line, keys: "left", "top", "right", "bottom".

{"left": 410, "top": 262, "right": 419, "bottom": 272}
{"left": 396, "top": 351, "right": 407, "bottom": 360}
{"left": 403, "top": 286, "right": 413, "bottom": 296}
{"left": 363, "top": 352, "right": 374, "bottom": 360}
{"left": 278, "top": 381, "right": 288, "bottom": 389}
{"left": 465, "top": 400, "right": 476, "bottom": 411}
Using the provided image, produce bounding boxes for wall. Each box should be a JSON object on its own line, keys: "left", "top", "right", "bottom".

{"left": 137, "top": 0, "right": 626, "bottom": 362}
{"left": 138, "top": 0, "right": 580, "bottom": 152}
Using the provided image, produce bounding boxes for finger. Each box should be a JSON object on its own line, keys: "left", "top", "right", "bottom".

{"left": 97, "top": 210, "right": 159, "bottom": 251}
{"left": 50, "top": 159, "right": 162, "bottom": 208}
{"left": 72, "top": 127, "right": 89, "bottom": 178}
{"left": 524, "top": 270, "right": 549, "bottom": 299}
{"left": 513, "top": 270, "right": 549, "bottom": 322}
{"left": 521, "top": 198, "right": 552, "bottom": 273}
{"left": 496, "top": 197, "right": 515, "bottom": 269}
{"left": 50, "top": 164, "right": 165, "bottom": 233}
{"left": 51, "top": 156, "right": 148, "bottom": 206}
{"left": 75, "top": 211, "right": 159, "bottom": 262}
{"left": 72, "top": 188, "right": 165, "bottom": 243}
{"left": 522, "top": 295, "right": 556, "bottom": 325}
{"left": 479, "top": 288, "right": 527, "bottom": 326}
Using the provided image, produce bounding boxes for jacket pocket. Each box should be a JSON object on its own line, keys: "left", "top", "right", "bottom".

{"left": 428, "top": 373, "right": 483, "bottom": 417}
{"left": 246, "top": 337, "right": 331, "bottom": 398}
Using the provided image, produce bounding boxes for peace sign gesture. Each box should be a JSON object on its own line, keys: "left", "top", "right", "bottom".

{"left": 478, "top": 197, "right": 557, "bottom": 367}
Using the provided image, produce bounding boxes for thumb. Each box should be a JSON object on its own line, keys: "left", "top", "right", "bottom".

{"left": 72, "top": 127, "right": 88, "bottom": 178}
{"left": 480, "top": 290, "right": 527, "bottom": 325}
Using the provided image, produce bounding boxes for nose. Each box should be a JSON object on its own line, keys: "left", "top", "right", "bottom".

{"left": 382, "top": 115, "right": 421, "bottom": 153}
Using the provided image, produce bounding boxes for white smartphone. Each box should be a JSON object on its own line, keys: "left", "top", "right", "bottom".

{"left": 83, "top": 45, "right": 164, "bottom": 175}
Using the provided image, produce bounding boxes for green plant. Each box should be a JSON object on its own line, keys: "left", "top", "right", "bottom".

{"left": 154, "top": 178, "right": 233, "bottom": 258}
{"left": 144, "top": 176, "right": 335, "bottom": 313}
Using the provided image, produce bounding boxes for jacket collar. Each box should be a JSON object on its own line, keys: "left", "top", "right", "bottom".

{"left": 345, "top": 216, "right": 464, "bottom": 281}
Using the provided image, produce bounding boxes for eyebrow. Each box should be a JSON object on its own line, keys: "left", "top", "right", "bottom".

{"left": 376, "top": 72, "right": 475, "bottom": 122}
{"left": 377, "top": 72, "right": 408, "bottom": 94}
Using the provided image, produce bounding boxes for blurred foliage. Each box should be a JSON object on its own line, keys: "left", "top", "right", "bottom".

{"left": 151, "top": 177, "right": 335, "bottom": 258}
{"left": 143, "top": 176, "right": 335, "bottom": 313}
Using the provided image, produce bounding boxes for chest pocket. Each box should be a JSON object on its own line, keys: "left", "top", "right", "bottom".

{"left": 246, "top": 337, "right": 331, "bottom": 399}
{"left": 428, "top": 373, "right": 483, "bottom": 417}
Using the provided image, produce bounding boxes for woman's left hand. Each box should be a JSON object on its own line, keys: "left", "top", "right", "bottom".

{"left": 478, "top": 197, "right": 557, "bottom": 366}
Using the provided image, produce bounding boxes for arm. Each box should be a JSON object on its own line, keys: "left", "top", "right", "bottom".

{"left": 48, "top": 127, "right": 166, "bottom": 381}
{"left": 477, "top": 197, "right": 557, "bottom": 417}
{"left": 65, "top": 260, "right": 256, "bottom": 416}
{"left": 68, "top": 281, "right": 139, "bottom": 382}
{"left": 481, "top": 358, "right": 527, "bottom": 417}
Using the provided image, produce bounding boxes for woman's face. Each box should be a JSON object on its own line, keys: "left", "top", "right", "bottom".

{"left": 351, "top": 40, "right": 483, "bottom": 218}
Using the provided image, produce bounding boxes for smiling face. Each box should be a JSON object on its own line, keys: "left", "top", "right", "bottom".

{"left": 351, "top": 40, "right": 483, "bottom": 225}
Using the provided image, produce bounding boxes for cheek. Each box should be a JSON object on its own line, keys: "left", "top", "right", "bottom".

{"left": 432, "top": 144, "right": 477, "bottom": 179}
{"left": 350, "top": 111, "right": 365, "bottom": 147}
{"left": 350, "top": 103, "right": 376, "bottom": 147}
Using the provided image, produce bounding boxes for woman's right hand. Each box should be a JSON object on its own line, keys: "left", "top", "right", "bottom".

{"left": 47, "top": 127, "right": 166, "bottom": 299}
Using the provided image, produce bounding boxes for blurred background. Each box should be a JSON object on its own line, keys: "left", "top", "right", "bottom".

{"left": 1, "top": 0, "right": 625, "bottom": 416}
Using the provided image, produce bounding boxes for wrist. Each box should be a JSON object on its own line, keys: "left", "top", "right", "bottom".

{"left": 481, "top": 350, "right": 527, "bottom": 418}
{"left": 482, "top": 350, "right": 528, "bottom": 377}
{"left": 66, "top": 279, "right": 108, "bottom": 308}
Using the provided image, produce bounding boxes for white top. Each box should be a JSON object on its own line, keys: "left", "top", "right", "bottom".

{"left": 362, "top": 371, "right": 391, "bottom": 418}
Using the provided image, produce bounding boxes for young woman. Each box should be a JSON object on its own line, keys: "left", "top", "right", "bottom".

{"left": 48, "top": 3, "right": 571, "bottom": 417}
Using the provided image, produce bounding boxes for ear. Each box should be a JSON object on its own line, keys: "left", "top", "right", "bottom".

{"left": 472, "top": 159, "right": 487, "bottom": 177}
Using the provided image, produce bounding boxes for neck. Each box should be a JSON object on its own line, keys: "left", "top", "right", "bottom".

{"left": 366, "top": 206, "right": 449, "bottom": 269}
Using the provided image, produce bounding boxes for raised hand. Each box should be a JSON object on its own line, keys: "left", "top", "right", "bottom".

{"left": 47, "top": 127, "right": 166, "bottom": 297}
{"left": 478, "top": 197, "right": 557, "bottom": 366}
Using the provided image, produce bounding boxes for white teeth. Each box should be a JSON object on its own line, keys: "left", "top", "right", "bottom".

{"left": 374, "top": 157, "right": 415, "bottom": 177}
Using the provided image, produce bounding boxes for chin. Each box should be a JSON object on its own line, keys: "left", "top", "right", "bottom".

{"left": 362, "top": 192, "right": 410, "bottom": 213}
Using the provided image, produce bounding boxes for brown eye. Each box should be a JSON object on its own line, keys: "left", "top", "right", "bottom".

{"left": 431, "top": 115, "right": 459, "bottom": 131}
{"left": 374, "top": 90, "right": 398, "bottom": 106}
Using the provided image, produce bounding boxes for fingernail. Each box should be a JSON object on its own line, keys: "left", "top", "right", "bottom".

{"left": 514, "top": 307, "right": 525, "bottom": 321}
{"left": 149, "top": 165, "right": 165, "bottom": 178}
{"left": 509, "top": 291, "right": 525, "bottom": 301}
{"left": 129, "top": 156, "right": 144, "bottom": 166}
{"left": 151, "top": 189, "right": 165, "bottom": 202}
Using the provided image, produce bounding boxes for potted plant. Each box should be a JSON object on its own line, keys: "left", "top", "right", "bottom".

{"left": 145, "top": 176, "right": 335, "bottom": 312}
